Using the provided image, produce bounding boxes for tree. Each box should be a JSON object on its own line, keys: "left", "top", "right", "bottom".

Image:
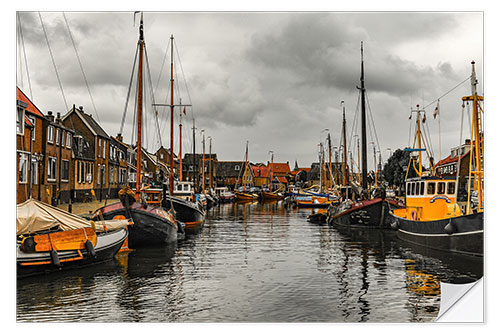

{"left": 382, "top": 148, "right": 417, "bottom": 189}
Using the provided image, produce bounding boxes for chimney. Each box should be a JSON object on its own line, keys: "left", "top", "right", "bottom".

{"left": 465, "top": 139, "right": 471, "bottom": 145}
{"left": 46, "top": 111, "right": 55, "bottom": 122}
{"left": 116, "top": 133, "right": 123, "bottom": 142}
{"left": 79, "top": 106, "right": 84, "bottom": 112}
{"left": 56, "top": 112, "right": 61, "bottom": 124}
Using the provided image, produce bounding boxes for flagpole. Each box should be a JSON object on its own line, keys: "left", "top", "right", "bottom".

{"left": 438, "top": 100, "right": 442, "bottom": 163}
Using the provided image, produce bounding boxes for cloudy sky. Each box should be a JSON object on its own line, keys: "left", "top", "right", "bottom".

{"left": 15, "top": 11, "right": 483, "bottom": 169}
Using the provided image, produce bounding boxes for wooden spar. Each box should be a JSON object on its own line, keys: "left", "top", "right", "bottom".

{"left": 357, "top": 136, "right": 361, "bottom": 184}
{"left": 135, "top": 14, "right": 144, "bottom": 197}
{"left": 192, "top": 119, "right": 196, "bottom": 189}
{"left": 269, "top": 151, "right": 273, "bottom": 189}
{"left": 179, "top": 102, "right": 183, "bottom": 182}
{"left": 243, "top": 141, "right": 248, "bottom": 191}
{"left": 209, "top": 137, "right": 213, "bottom": 190}
{"left": 169, "top": 34, "right": 175, "bottom": 195}
{"left": 342, "top": 102, "right": 348, "bottom": 186}
{"left": 359, "top": 41, "right": 368, "bottom": 189}
{"left": 328, "top": 133, "right": 333, "bottom": 189}
{"left": 202, "top": 131, "right": 205, "bottom": 193}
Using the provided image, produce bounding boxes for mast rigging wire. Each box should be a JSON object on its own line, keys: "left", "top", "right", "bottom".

{"left": 120, "top": 44, "right": 139, "bottom": 136}
{"left": 62, "top": 12, "right": 101, "bottom": 123}
{"left": 38, "top": 12, "right": 68, "bottom": 111}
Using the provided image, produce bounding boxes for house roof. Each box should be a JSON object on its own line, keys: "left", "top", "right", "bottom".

{"left": 275, "top": 176, "right": 288, "bottom": 183}
{"left": 252, "top": 165, "right": 270, "bottom": 178}
{"left": 291, "top": 167, "right": 311, "bottom": 176}
{"left": 24, "top": 115, "right": 34, "bottom": 127}
{"left": 17, "top": 87, "right": 44, "bottom": 117}
{"left": 268, "top": 162, "right": 291, "bottom": 174}
{"left": 216, "top": 161, "right": 251, "bottom": 178}
{"left": 435, "top": 150, "right": 471, "bottom": 168}
{"left": 183, "top": 153, "right": 217, "bottom": 165}
{"left": 62, "top": 107, "right": 109, "bottom": 138}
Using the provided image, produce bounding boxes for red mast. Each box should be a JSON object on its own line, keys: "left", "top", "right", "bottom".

{"left": 135, "top": 14, "right": 144, "bottom": 197}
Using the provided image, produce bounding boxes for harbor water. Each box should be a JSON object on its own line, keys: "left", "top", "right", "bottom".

{"left": 16, "top": 201, "right": 483, "bottom": 322}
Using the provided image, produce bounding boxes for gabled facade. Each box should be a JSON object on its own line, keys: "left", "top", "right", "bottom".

{"left": 215, "top": 161, "right": 253, "bottom": 189}
{"left": 251, "top": 165, "right": 270, "bottom": 188}
{"left": 182, "top": 153, "right": 218, "bottom": 189}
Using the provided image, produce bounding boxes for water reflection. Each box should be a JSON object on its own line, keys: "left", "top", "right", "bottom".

{"left": 17, "top": 201, "right": 483, "bottom": 322}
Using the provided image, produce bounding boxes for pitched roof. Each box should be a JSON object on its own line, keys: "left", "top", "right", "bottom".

{"left": 275, "top": 176, "right": 288, "bottom": 183}
{"left": 268, "top": 162, "right": 291, "bottom": 174}
{"left": 16, "top": 87, "right": 44, "bottom": 117}
{"left": 63, "top": 107, "right": 109, "bottom": 138}
{"left": 183, "top": 153, "right": 217, "bottom": 165}
{"left": 216, "top": 161, "right": 250, "bottom": 178}
{"left": 435, "top": 150, "right": 470, "bottom": 168}
{"left": 252, "top": 165, "right": 269, "bottom": 178}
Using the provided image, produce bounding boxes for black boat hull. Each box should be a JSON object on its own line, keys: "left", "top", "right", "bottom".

{"left": 162, "top": 195, "right": 205, "bottom": 234}
{"left": 328, "top": 198, "right": 391, "bottom": 228}
{"left": 17, "top": 228, "right": 128, "bottom": 278}
{"left": 390, "top": 211, "right": 483, "bottom": 257}
{"left": 98, "top": 202, "right": 178, "bottom": 246}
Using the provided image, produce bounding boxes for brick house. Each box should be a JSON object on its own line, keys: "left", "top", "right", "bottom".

{"left": 435, "top": 139, "right": 472, "bottom": 201}
{"left": 182, "top": 153, "right": 217, "bottom": 190}
{"left": 62, "top": 105, "right": 110, "bottom": 201}
{"left": 215, "top": 161, "right": 253, "bottom": 189}
{"left": 251, "top": 165, "right": 270, "bottom": 188}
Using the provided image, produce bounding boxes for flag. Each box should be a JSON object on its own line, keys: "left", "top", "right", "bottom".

{"left": 433, "top": 102, "right": 440, "bottom": 119}
{"left": 409, "top": 113, "right": 412, "bottom": 120}
{"left": 183, "top": 106, "right": 186, "bottom": 115}
{"left": 423, "top": 114, "right": 426, "bottom": 123}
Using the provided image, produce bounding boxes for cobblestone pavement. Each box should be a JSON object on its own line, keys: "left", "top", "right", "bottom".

{"left": 57, "top": 199, "right": 121, "bottom": 216}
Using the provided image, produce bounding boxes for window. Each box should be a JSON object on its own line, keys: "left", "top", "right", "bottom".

{"left": 447, "top": 182, "right": 456, "bottom": 195}
{"left": 427, "top": 182, "right": 435, "bottom": 195}
{"left": 189, "top": 165, "right": 193, "bottom": 171}
{"left": 77, "top": 161, "right": 81, "bottom": 183}
{"left": 437, "top": 182, "right": 446, "bottom": 195}
{"left": 27, "top": 116, "right": 35, "bottom": 140}
{"left": 66, "top": 132, "right": 72, "bottom": 148}
{"left": 17, "top": 106, "right": 25, "bottom": 135}
{"left": 160, "top": 153, "right": 164, "bottom": 159}
{"left": 406, "top": 183, "right": 411, "bottom": 195}
{"left": 61, "top": 160, "right": 69, "bottom": 181}
{"left": 97, "top": 164, "right": 101, "bottom": 184}
{"left": 420, "top": 182, "right": 425, "bottom": 196}
{"left": 56, "top": 128, "right": 60, "bottom": 145}
{"left": 18, "top": 153, "right": 28, "bottom": 183}
{"left": 184, "top": 184, "right": 189, "bottom": 191}
{"left": 31, "top": 157, "right": 38, "bottom": 185}
{"left": 89, "top": 163, "right": 93, "bottom": 183}
{"left": 47, "top": 156, "right": 57, "bottom": 181}
{"left": 47, "top": 126, "right": 54, "bottom": 144}
{"left": 177, "top": 184, "right": 183, "bottom": 191}
{"left": 102, "top": 140, "right": 106, "bottom": 159}
{"left": 415, "top": 182, "right": 420, "bottom": 196}
{"left": 411, "top": 182, "right": 416, "bottom": 196}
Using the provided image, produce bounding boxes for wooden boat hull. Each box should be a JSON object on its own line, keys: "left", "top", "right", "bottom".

{"left": 97, "top": 202, "right": 178, "bottom": 247}
{"left": 328, "top": 198, "right": 391, "bottom": 228}
{"left": 162, "top": 195, "right": 205, "bottom": 234}
{"left": 17, "top": 228, "right": 128, "bottom": 278}
{"left": 389, "top": 211, "right": 483, "bottom": 257}
{"left": 261, "top": 191, "right": 283, "bottom": 201}
{"left": 235, "top": 191, "right": 258, "bottom": 201}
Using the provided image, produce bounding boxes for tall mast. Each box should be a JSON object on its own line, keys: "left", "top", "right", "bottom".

{"left": 179, "top": 101, "right": 183, "bottom": 182}
{"left": 202, "top": 130, "right": 205, "bottom": 194}
{"left": 328, "top": 133, "right": 333, "bottom": 189}
{"left": 269, "top": 151, "right": 274, "bottom": 190}
{"left": 319, "top": 143, "right": 323, "bottom": 192}
{"left": 135, "top": 13, "right": 144, "bottom": 196}
{"left": 169, "top": 34, "right": 175, "bottom": 195}
{"left": 357, "top": 136, "right": 361, "bottom": 184}
{"left": 192, "top": 119, "right": 196, "bottom": 189}
{"left": 208, "top": 136, "right": 213, "bottom": 190}
{"left": 359, "top": 41, "right": 368, "bottom": 189}
{"left": 243, "top": 141, "right": 248, "bottom": 191}
{"left": 342, "top": 101, "right": 348, "bottom": 186}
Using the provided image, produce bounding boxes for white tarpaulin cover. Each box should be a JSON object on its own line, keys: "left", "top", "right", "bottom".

{"left": 17, "top": 199, "right": 129, "bottom": 236}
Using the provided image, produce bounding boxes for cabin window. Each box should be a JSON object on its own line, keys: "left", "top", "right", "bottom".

{"left": 61, "top": 160, "right": 69, "bottom": 181}
{"left": 419, "top": 182, "right": 425, "bottom": 195}
{"left": 47, "top": 156, "right": 57, "bottom": 181}
{"left": 235, "top": 165, "right": 240, "bottom": 171}
{"left": 447, "top": 182, "right": 456, "bottom": 195}
{"left": 437, "top": 182, "right": 446, "bottom": 195}
{"left": 406, "top": 183, "right": 411, "bottom": 195}
{"left": 409, "top": 182, "right": 414, "bottom": 196}
{"left": 415, "top": 182, "right": 420, "bottom": 196}
{"left": 47, "top": 126, "right": 54, "bottom": 144}
{"left": 177, "top": 184, "right": 183, "bottom": 191}
{"left": 427, "top": 182, "right": 435, "bottom": 195}
{"left": 184, "top": 184, "right": 189, "bottom": 191}
{"left": 18, "top": 153, "right": 28, "bottom": 184}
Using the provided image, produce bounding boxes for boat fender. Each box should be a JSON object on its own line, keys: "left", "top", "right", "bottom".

{"left": 50, "top": 250, "right": 61, "bottom": 267}
{"left": 85, "top": 239, "right": 97, "bottom": 258}
{"left": 444, "top": 220, "right": 456, "bottom": 235}
{"left": 411, "top": 210, "right": 417, "bottom": 221}
{"left": 390, "top": 220, "right": 399, "bottom": 230}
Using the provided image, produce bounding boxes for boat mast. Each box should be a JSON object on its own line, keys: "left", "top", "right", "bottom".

{"left": 319, "top": 142, "right": 323, "bottom": 193}
{"left": 269, "top": 150, "right": 274, "bottom": 190}
{"left": 357, "top": 136, "right": 361, "bottom": 184}
{"left": 243, "top": 141, "right": 248, "bottom": 191}
{"left": 208, "top": 136, "right": 213, "bottom": 190}
{"left": 192, "top": 119, "right": 196, "bottom": 189}
{"left": 328, "top": 133, "right": 333, "bottom": 189}
{"left": 202, "top": 130, "right": 205, "bottom": 194}
{"left": 135, "top": 13, "right": 144, "bottom": 197}
{"left": 169, "top": 34, "right": 175, "bottom": 195}
{"left": 341, "top": 101, "right": 348, "bottom": 186}
{"left": 179, "top": 102, "right": 183, "bottom": 182}
{"left": 359, "top": 41, "right": 368, "bottom": 189}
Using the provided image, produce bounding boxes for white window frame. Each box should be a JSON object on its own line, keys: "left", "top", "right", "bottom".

{"left": 61, "top": 159, "right": 70, "bottom": 182}
{"left": 17, "top": 106, "right": 25, "bottom": 135}
{"left": 66, "top": 132, "right": 72, "bottom": 148}
{"left": 47, "top": 125, "right": 54, "bottom": 144}
{"left": 235, "top": 165, "right": 240, "bottom": 171}
{"left": 56, "top": 128, "right": 60, "bottom": 146}
{"left": 102, "top": 140, "right": 106, "bottom": 159}
{"left": 31, "top": 156, "right": 38, "bottom": 185}
{"left": 18, "top": 153, "right": 28, "bottom": 184}
{"left": 47, "top": 156, "right": 57, "bottom": 181}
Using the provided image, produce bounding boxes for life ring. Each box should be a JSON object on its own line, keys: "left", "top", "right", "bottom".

{"left": 411, "top": 210, "right": 417, "bottom": 220}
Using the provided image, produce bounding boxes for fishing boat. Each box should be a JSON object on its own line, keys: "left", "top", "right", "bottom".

{"left": 215, "top": 187, "right": 235, "bottom": 202}
{"left": 93, "top": 14, "right": 180, "bottom": 246}
{"left": 328, "top": 42, "right": 394, "bottom": 228}
{"left": 389, "top": 61, "right": 483, "bottom": 257}
{"left": 235, "top": 141, "right": 258, "bottom": 201}
{"left": 17, "top": 199, "right": 129, "bottom": 278}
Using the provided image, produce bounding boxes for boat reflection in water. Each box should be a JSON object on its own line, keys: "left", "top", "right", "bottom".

{"left": 17, "top": 201, "right": 482, "bottom": 323}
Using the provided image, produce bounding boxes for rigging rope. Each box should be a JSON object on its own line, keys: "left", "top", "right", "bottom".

{"left": 423, "top": 75, "right": 472, "bottom": 110}
{"left": 120, "top": 44, "right": 139, "bottom": 136}
{"left": 38, "top": 12, "right": 68, "bottom": 111}
{"left": 144, "top": 44, "right": 163, "bottom": 149}
{"left": 174, "top": 39, "right": 196, "bottom": 121}
{"left": 18, "top": 13, "right": 33, "bottom": 100}
{"left": 62, "top": 12, "right": 101, "bottom": 123}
